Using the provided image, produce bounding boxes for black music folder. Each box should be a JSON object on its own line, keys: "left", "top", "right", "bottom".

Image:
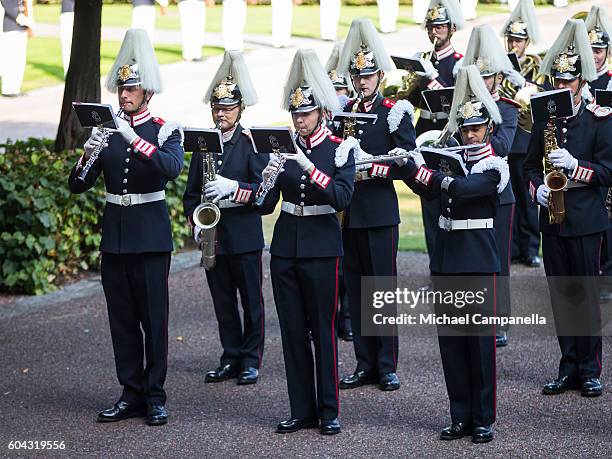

{"left": 422, "top": 87, "right": 455, "bottom": 114}
{"left": 595, "top": 89, "right": 612, "bottom": 107}
{"left": 183, "top": 128, "right": 223, "bottom": 153}
{"left": 530, "top": 88, "right": 573, "bottom": 123}
{"left": 72, "top": 102, "right": 118, "bottom": 129}
{"left": 249, "top": 127, "right": 298, "bottom": 155}
{"left": 420, "top": 147, "right": 468, "bottom": 178}
{"left": 391, "top": 55, "right": 426, "bottom": 73}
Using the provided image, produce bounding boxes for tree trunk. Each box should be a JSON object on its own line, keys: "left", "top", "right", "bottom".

{"left": 54, "top": 0, "right": 103, "bottom": 152}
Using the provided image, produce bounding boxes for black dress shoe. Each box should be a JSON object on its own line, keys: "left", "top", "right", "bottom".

{"left": 599, "top": 290, "right": 612, "bottom": 303}
{"left": 237, "top": 367, "right": 259, "bottom": 385}
{"left": 339, "top": 371, "right": 377, "bottom": 389}
{"left": 276, "top": 417, "right": 318, "bottom": 434}
{"left": 472, "top": 425, "right": 494, "bottom": 443}
{"left": 581, "top": 378, "right": 603, "bottom": 397}
{"left": 523, "top": 255, "right": 541, "bottom": 268}
{"left": 146, "top": 404, "right": 168, "bottom": 426}
{"left": 205, "top": 364, "right": 240, "bottom": 383}
{"left": 338, "top": 329, "right": 354, "bottom": 342}
{"left": 542, "top": 375, "right": 579, "bottom": 395}
{"left": 378, "top": 372, "right": 400, "bottom": 391}
{"left": 439, "top": 422, "right": 471, "bottom": 441}
{"left": 319, "top": 418, "right": 341, "bottom": 435}
{"left": 496, "top": 330, "right": 508, "bottom": 348}
{"left": 97, "top": 401, "right": 146, "bottom": 423}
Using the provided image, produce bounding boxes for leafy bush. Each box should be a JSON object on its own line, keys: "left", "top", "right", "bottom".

{"left": 0, "top": 139, "right": 192, "bottom": 294}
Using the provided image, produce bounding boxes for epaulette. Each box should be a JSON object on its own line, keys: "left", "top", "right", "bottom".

{"left": 454, "top": 52, "right": 463, "bottom": 59}
{"left": 153, "top": 117, "right": 165, "bottom": 125}
{"left": 500, "top": 96, "right": 522, "bottom": 109}
{"left": 328, "top": 134, "right": 343, "bottom": 144}
{"left": 608, "top": 70, "right": 612, "bottom": 77}
{"left": 586, "top": 103, "right": 612, "bottom": 118}
{"left": 382, "top": 98, "right": 395, "bottom": 108}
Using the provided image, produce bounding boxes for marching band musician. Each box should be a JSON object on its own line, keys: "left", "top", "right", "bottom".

{"left": 182, "top": 51, "right": 267, "bottom": 386}
{"left": 500, "top": 0, "right": 543, "bottom": 270}
{"left": 325, "top": 41, "right": 353, "bottom": 341}
{"left": 258, "top": 49, "right": 356, "bottom": 435}
{"left": 523, "top": 19, "right": 612, "bottom": 398}
{"left": 402, "top": 65, "right": 509, "bottom": 443}
{"left": 585, "top": 5, "right": 612, "bottom": 94}
{"left": 335, "top": 18, "right": 417, "bottom": 392}
{"left": 0, "top": 0, "right": 34, "bottom": 97}
{"left": 461, "top": 24, "right": 520, "bottom": 347}
{"left": 409, "top": 0, "right": 465, "bottom": 274}
{"left": 68, "top": 29, "right": 184, "bottom": 426}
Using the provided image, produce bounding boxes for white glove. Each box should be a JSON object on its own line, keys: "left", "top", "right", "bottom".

{"left": 112, "top": 116, "right": 139, "bottom": 145}
{"left": 204, "top": 174, "right": 238, "bottom": 203}
{"left": 262, "top": 155, "right": 283, "bottom": 183}
{"left": 16, "top": 13, "right": 36, "bottom": 30}
{"left": 549, "top": 148, "right": 578, "bottom": 172}
{"left": 354, "top": 144, "right": 374, "bottom": 171}
{"left": 407, "top": 150, "right": 426, "bottom": 168}
{"left": 416, "top": 59, "right": 439, "bottom": 81}
{"left": 536, "top": 185, "right": 550, "bottom": 208}
{"left": 388, "top": 147, "right": 408, "bottom": 166}
{"left": 83, "top": 128, "right": 108, "bottom": 159}
{"left": 290, "top": 149, "right": 314, "bottom": 172}
{"left": 503, "top": 69, "right": 526, "bottom": 89}
{"left": 193, "top": 226, "right": 202, "bottom": 244}
{"left": 581, "top": 85, "right": 594, "bottom": 103}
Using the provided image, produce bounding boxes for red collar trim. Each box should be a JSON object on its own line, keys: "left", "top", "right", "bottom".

{"left": 298, "top": 124, "right": 331, "bottom": 149}
{"left": 123, "top": 108, "right": 152, "bottom": 127}
{"left": 465, "top": 143, "right": 494, "bottom": 163}
{"left": 434, "top": 44, "right": 454, "bottom": 60}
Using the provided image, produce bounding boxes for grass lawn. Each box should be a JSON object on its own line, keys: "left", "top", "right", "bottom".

{"left": 34, "top": 3, "right": 510, "bottom": 38}
{"left": 260, "top": 183, "right": 427, "bottom": 253}
{"left": 23, "top": 36, "right": 224, "bottom": 92}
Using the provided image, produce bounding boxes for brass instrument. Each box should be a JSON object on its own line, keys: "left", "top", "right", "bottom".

{"left": 193, "top": 122, "right": 222, "bottom": 270}
{"left": 606, "top": 188, "right": 612, "bottom": 219}
{"left": 342, "top": 91, "right": 363, "bottom": 139}
{"left": 543, "top": 122, "right": 567, "bottom": 224}
{"left": 385, "top": 38, "right": 438, "bottom": 101}
{"left": 77, "top": 108, "right": 124, "bottom": 182}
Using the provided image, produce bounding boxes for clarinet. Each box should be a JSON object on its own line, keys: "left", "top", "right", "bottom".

{"left": 254, "top": 149, "right": 286, "bottom": 208}
{"left": 77, "top": 108, "right": 124, "bottom": 182}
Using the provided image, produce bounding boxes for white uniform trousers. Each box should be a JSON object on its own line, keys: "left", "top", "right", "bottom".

{"left": 461, "top": 0, "right": 477, "bottom": 20}
{"left": 271, "top": 0, "right": 292, "bottom": 48}
{"left": 319, "top": 0, "right": 340, "bottom": 41}
{"left": 1, "top": 30, "right": 27, "bottom": 96}
{"left": 412, "top": 0, "right": 428, "bottom": 24}
{"left": 377, "top": 0, "right": 398, "bottom": 33}
{"left": 222, "top": 0, "right": 247, "bottom": 51}
{"left": 131, "top": 4, "right": 156, "bottom": 44}
{"left": 178, "top": 0, "right": 205, "bottom": 60}
{"left": 60, "top": 11, "right": 74, "bottom": 74}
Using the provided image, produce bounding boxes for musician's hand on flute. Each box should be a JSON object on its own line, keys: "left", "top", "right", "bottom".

{"left": 83, "top": 128, "right": 107, "bottom": 161}
{"left": 262, "top": 155, "right": 283, "bottom": 183}
{"left": 204, "top": 175, "right": 238, "bottom": 203}
{"left": 388, "top": 147, "right": 408, "bottom": 166}
{"left": 407, "top": 149, "right": 426, "bottom": 168}
{"left": 112, "top": 117, "right": 139, "bottom": 145}
{"left": 290, "top": 149, "right": 314, "bottom": 174}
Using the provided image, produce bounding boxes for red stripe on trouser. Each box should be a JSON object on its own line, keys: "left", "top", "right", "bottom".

{"left": 492, "top": 273, "right": 497, "bottom": 422}
{"left": 391, "top": 226, "right": 397, "bottom": 370}
{"left": 507, "top": 204, "right": 515, "bottom": 272}
{"left": 332, "top": 257, "right": 340, "bottom": 414}
{"left": 258, "top": 253, "right": 264, "bottom": 366}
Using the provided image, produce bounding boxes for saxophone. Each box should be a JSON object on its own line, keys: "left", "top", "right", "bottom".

{"left": 543, "top": 121, "right": 567, "bottom": 224}
{"left": 192, "top": 122, "right": 222, "bottom": 270}
{"left": 342, "top": 91, "right": 363, "bottom": 139}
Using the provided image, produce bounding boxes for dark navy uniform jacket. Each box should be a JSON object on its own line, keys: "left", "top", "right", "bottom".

{"left": 1, "top": 0, "right": 27, "bottom": 32}
{"left": 492, "top": 96, "right": 518, "bottom": 205}
{"left": 402, "top": 145, "right": 506, "bottom": 274}
{"left": 524, "top": 102, "right": 612, "bottom": 237}
{"left": 408, "top": 44, "right": 462, "bottom": 134}
{"left": 183, "top": 124, "right": 267, "bottom": 256}
{"left": 61, "top": 0, "right": 74, "bottom": 13}
{"left": 589, "top": 68, "right": 612, "bottom": 92}
{"left": 337, "top": 93, "right": 416, "bottom": 229}
{"left": 259, "top": 125, "right": 355, "bottom": 258}
{"left": 69, "top": 110, "right": 184, "bottom": 254}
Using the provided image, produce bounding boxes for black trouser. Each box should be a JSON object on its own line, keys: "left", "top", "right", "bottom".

{"left": 271, "top": 255, "right": 340, "bottom": 421}
{"left": 205, "top": 250, "right": 264, "bottom": 369}
{"left": 101, "top": 252, "right": 171, "bottom": 405}
{"left": 337, "top": 259, "right": 352, "bottom": 334}
{"left": 495, "top": 203, "right": 514, "bottom": 331}
{"left": 509, "top": 154, "right": 540, "bottom": 260}
{"left": 343, "top": 226, "right": 399, "bottom": 375}
{"left": 434, "top": 274, "right": 497, "bottom": 427}
{"left": 542, "top": 233, "right": 603, "bottom": 380}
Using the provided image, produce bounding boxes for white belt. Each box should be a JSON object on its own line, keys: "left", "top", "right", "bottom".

{"left": 217, "top": 198, "right": 244, "bottom": 209}
{"left": 355, "top": 170, "right": 374, "bottom": 182}
{"left": 106, "top": 191, "right": 165, "bottom": 207}
{"left": 419, "top": 110, "right": 449, "bottom": 121}
{"left": 439, "top": 216, "right": 494, "bottom": 231}
{"left": 281, "top": 201, "right": 336, "bottom": 217}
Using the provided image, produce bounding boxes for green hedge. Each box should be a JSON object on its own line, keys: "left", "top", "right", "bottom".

{"left": 0, "top": 139, "right": 192, "bottom": 294}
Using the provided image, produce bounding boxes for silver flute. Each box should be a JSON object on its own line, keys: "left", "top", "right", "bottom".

{"left": 254, "top": 152, "right": 286, "bottom": 208}
{"left": 77, "top": 108, "right": 124, "bottom": 182}
{"left": 354, "top": 143, "right": 487, "bottom": 167}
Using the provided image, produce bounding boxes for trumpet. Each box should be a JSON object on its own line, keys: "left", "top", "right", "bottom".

{"left": 77, "top": 107, "right": 124, "bottom": 182}
{"left": 192, "top": 120, "right": 222, "bottom": 270}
